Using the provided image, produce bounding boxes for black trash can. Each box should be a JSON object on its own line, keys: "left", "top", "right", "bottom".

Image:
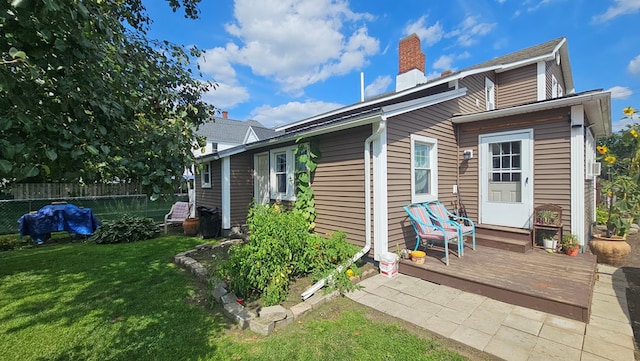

{"left": 197, "top": 206, "right": 221, "bottom": 239}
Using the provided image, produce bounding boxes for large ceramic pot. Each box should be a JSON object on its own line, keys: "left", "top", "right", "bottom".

{"left": 588, "top": 234, "right": 631, "bottom": 266}
{"left": 182, "top": 218, "right": 199, "bottom": 236}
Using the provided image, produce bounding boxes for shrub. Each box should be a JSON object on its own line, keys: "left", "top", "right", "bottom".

{"left": 90, "top": 214, "right": 158, "bottom": 244}
{"left": 0, "top": 234, "right": 28, "bottom": 251}
{"left": 219, "top": 204, "right": 311, "bottom": 306}
{"left": 219, "top": 204, "right": 360, "bottom": 306}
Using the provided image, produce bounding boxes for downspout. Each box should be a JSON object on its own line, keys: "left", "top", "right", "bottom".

{"left": 301, "top": 117, "right": 387, "bottom": 300}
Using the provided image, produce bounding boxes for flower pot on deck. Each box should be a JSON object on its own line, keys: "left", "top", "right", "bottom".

{"left": 588, "top": 234, "right": 630, "bottom": 266}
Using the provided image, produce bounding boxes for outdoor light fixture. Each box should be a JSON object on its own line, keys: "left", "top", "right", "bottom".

{"left": 463, "top": 149, "right": 473, "bottom": 160}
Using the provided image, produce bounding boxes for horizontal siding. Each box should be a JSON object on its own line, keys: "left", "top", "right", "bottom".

{"left": 387, "top": 101, "right": 460, "bottom": 252}
{"left": 457, "top": 108, "right": 573, "bottom": 229}
{"left": 230, "top": 152, "right": 253, "bottom": 226}
{"left": 496, "top": 64, "right": 537, "bottom": 108}
{"left": 458, "top": 72, "right": 491, "bottom": 114}
{"left": 312, "top": 126, "right": 370, "bottom": 249}
{"left": 196, "top": 160, "right": 222, "bottom": 210}
{"left": 546, "top": 60, "right": 565, "bottom": 98}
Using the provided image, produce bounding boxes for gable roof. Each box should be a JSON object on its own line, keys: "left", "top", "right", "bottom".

{"left": 276, "top": 37, "right": 572, "bottom": 133}
{"left": 196, "top": 117, "right": 278, "bottom": 144}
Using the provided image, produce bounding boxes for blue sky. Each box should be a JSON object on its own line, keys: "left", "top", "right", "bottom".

{"left": 144, "top": 0, "right": 640, "bottom": 132}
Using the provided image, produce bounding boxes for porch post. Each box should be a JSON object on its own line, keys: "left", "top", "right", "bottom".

{"left": 221, "top": 156, "right": 231, "bottom": 233}
{"left": 570, "top": 105, "right": 585, "bottom": 247}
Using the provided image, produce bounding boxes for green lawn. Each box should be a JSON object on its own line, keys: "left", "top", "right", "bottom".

{"left": 0, "top": 235, "right": 471, "bottom": 361}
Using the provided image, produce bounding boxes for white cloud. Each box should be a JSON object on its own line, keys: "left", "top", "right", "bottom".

{"left": 219, "top": 0, "right": 379, "bottom": 95}
{"left": 433, "top": 55, "right": 454, "bottom": 70}
{"left": 249, "top": 100, "right": 344, "bottom": 128}
{"left": 445, "top": 15, "right": 496, "bottom": 47}
{"left": 403, "top": 16, "right": 445, "bottom": 46}
{"left": 201, "top": 82, "right": 250, "bottom": 110}
{"left": 628, "top": 54, "right": 640, "bottom": 75}
{"left": 364, "top": 76, "right": 392, "bottom": 97}
{"left": 526, "top": 0, "right": 555, "bottom": 12}
{"left": 607, "top": 86, "right": 633, "bottom": 99}
{"left": 592, "top": 0, "right": 640, "bottom": 22}
{"left": 198, "top": 47, "right": 237, "bottom": 84}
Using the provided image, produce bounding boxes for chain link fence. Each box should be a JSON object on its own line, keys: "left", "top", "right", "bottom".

{"left": 0, "top": 194, "right": 188, "bottom": 235}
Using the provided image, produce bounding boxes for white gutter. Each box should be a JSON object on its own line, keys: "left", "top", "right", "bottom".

{"left": 301, "top": 117, "right": 387, "bottom": 300}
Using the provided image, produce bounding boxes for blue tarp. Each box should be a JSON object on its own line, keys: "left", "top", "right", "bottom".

{"left": 18, "top": 204, "right": 100, "bottom": 243}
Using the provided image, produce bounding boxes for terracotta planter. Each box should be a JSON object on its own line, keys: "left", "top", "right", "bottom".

{"left": 182, "top": 218, "right": 199, "bottom": 236}
{"left": 588, "top": 234, "right": 630, "bottom": 266}
{"left": 565, "top": 246, "right": 579, "bottom": 257}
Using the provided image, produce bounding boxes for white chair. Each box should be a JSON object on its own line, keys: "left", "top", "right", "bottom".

{"left": 164, "top": 202, "right": 191, "bottom": 233}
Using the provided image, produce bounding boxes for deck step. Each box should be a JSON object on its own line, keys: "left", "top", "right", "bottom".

{"left": 475, "top": 224, "right": 532, "bottom": 253}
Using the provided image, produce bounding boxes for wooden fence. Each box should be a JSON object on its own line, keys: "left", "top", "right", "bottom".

{"left": 9, "top": 183, "right": 143, "bottom": 200}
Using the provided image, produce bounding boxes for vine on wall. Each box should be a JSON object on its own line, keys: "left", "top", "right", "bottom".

{"left": 293, "top": 139, "right": 320, "bottom": 230}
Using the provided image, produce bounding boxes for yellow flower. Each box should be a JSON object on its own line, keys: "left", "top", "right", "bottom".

{"left": 346, "top": 269, "right": 354, "bottom": 277}
{"left": 623, "top": 106, "right": 635, "bottom": 116}
{"left": 596, "top": 145, "right": 608, "bottom": 154}
{"left": 604, "top": 155, "right": 617, "bottom": 164}
{"left": 631, "top": 129, "right": 638, "bottom": 138}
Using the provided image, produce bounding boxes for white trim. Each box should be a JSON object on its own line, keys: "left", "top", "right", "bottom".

{"left": 537, "top": 61, "right": 546, "bottom": 101}
{"left": 221, "top": 157, "right": 231, "bottom": 230}
{"left": 372, "top": 122, "right": 388, "bottom": 260}
{"left": 552, "top": 75, "right": 558, "bottom": 99}
{"left": 451, "top": 91, "right": 610, "bottom": 124}
{"left": 570, "top": 105, "right": 586, "bottom": 247}
{"left": 410, "top": 135, "right": 438, "bottom": 203}
{"left": 485, "top": 78, "right": 495, "bottom": 110}
{"left": 269, "top": 145, "right": 297, "bottom": 201}
{"left": 200, "top": 161, "right": 212, "bottom": 188}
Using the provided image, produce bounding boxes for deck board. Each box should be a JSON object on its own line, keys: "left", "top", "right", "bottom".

{"left": 398, "top": 244, "right": 597, "bottom": 322}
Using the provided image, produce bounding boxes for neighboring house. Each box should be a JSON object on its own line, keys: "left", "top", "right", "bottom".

{"left": 190, "top": 112, "right": 277, "bottom": 215}
{"left": 195, "top": 35, "right": 611, "bottom": 262}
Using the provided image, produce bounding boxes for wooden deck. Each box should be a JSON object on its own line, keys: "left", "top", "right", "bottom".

{"left": 398, "top": 244, "right": 597, "bottom": 323}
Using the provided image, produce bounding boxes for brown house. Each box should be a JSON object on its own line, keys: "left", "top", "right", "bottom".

{"left": 195, "top": 35, "right": 611, "bottom": 264}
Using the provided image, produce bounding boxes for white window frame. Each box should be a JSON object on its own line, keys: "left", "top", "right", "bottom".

{"left": 269, "top": 144, "right": 308, "bottom": 201}
{"left": 552, "top": 75, "right": 558, "bottom": 98}
{"left": 201, "top": 161, "right": 212, "bottom": 188}
{"left": 558, "top": 84, "right": 563, "bottom": 98}
{"left": 485, "top": 77, "right": 495, "bottom": 110}
{"left": 410, "top": 135, "right": 438, "bottom": 203}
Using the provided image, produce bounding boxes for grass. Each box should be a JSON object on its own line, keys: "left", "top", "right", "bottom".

{"left": 0, "top": 234, "right": 474, "bottom": 361}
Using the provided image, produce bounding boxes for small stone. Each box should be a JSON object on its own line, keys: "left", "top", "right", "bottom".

{"left": 211, "top": 286, "right": 228, "bottom": 303}
{"left": 290, "top": 302, "right": 312, "bottom": 319}
{"left": 259, "top": 305, "right": 288, "bottom": 320}
{"left": 274, "top": 309, "right": 294, "bottom": 330}
{"left": 221, "top": 292, "right": 239, "bottom": 305}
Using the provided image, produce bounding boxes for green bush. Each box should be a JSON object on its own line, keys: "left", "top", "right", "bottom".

{"left": 0, "top": 234, "right": 28, "bottom": 251}
{"left": 218, "top": 204, "right": 360, "bottom": 306}
{"left": 90, "top": 214, "right": 158, "bottom": 244}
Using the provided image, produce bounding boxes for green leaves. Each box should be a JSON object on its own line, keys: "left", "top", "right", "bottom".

{"left": 1, "top": 1, "right": 213, "bottom": 198}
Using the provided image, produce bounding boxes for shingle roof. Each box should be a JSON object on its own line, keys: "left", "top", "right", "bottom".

{"left": 196, "top": 117, "right": 278, "bottom": 144}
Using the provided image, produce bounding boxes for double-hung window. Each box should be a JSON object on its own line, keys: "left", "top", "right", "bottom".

{"left": 269, "top": 144, "right": 308, "bottom": 201}
{"left": 201, "top": 162, "right": 212, "bottom": 188}
{"left": 411, "top": 135, "right": 438, "bottom": 203}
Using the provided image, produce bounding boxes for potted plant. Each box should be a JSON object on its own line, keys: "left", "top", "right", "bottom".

{"left": 590, "top": 106, "right": 639, "bottom": 266}
{"left": 537, "top": 210, "right": 558, "bottom": 225}
{"left": 561, "top": 234, "right": 580, "bottom": 256}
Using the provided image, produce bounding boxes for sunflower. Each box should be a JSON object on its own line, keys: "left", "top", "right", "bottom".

{"left": 604, "top": 155, "right": 617, "bottom": 164}
{"left": 596, "top": 145, "right": 608, "bottom": 154}
{"left": 623, "top": 106, "right": 635, "bottom": 116}
{"left": 631, "top": 129, "right": 638, "bottom": 138}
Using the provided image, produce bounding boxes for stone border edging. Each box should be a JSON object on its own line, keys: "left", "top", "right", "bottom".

{"left": 174, "top": 240, "right": 350, "bottom": 336}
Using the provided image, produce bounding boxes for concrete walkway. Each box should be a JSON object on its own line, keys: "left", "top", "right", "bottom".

{"left": 346, "top": 264, "right": 635, "bottom": 361}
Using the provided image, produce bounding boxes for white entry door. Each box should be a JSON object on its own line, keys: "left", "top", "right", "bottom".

{"left": 254, "top": 152, "right": 270, "bottom": 205}
{"left": 479, "top": 130, "right": 533, "bottom": 228}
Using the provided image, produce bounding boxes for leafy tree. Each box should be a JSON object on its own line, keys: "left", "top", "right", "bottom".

{"left": 0, "top": 0, "right": 213, "bottom": 198}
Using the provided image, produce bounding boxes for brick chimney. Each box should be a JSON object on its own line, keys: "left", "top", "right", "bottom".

{"left": 396, "top": 34, "right": 428, "bottom": 92}
{"left": 222, "top": 111, "right": 228, "bottom": 119}
{"left": 398, "top": 34, "right": 425, "bottom": 74}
